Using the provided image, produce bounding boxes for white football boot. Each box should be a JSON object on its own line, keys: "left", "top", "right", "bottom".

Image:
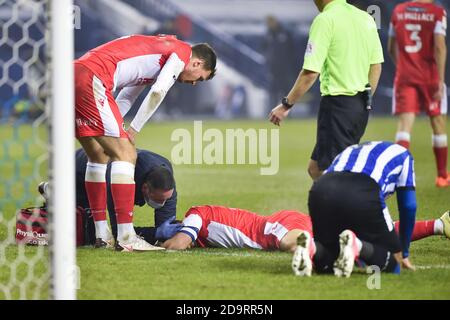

{"left": 334, "top": 230, "right": 359, "bottom": 278}
{"left": 292, "top": 231, "right": 313, "bottom": 277}
{"left": 115, "top": 233, "right": 165, "bottom": 252}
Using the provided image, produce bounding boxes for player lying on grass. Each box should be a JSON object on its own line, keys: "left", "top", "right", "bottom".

{"left": 150, "top": 205, "right": 450, "bottom": 253}
{"left": 39, "top": 148, "right": 184, "bottom": 251}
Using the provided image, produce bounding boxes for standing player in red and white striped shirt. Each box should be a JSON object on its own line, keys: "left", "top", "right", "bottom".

{"left": 74, "top": 34, "right": 216, "bottom": 251}
{"left": 388, "top": 1, "right": 449, "bottom": 187}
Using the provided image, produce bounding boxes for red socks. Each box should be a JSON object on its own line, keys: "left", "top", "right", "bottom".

{"left": 110, "top": 161, "right": 135, "bottom": 224}
{"left": 432, "top": 134, "right": 448, "bottom": 178}
{"left": 396, "top": 133, "right": 448, "bottom": 179}
{"left": 394, "top": 220, "right": 435, "bottom": 241}
{"left": 85, "top": 162, "right": 107, "bottom": 222}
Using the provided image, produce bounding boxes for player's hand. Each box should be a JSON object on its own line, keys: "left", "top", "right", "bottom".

{"left": 269, "top": 104, "right": 291, "bottom": 126}
{"left": 155, "top": 216, "right": 184, "bottom": 240}
{"left": 433, "top": 82, "right": 445, "bottom": 102}
{"left": 401, "top": 257, "right": 416, "bottom": 271}
{"left": 126, "top": 127, "right": 138, "bottom": 145}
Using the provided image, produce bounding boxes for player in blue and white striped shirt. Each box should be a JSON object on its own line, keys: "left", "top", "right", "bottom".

{"left": 292, "top": 141, "right": 417, "bottom": 277}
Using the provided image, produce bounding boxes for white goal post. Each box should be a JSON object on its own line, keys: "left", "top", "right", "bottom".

{"left": 0, "top": 0, "right": 76, "bottom": 300}
{"left": 49, "top": 0, "right": 76, "bottom": 300}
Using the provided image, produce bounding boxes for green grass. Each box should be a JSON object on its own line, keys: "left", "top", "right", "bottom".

{"left": 1, "top": 117, "right": 449, "bottom": 299}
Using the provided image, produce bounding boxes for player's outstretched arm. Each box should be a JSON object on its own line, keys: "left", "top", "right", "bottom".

{"left": 396, "top": 187, "right": 417, "bottom": 270}
{"left": 161, "top": 232, "right": 192, "bottom": 250}
{"left": 268, "top": 69, "right": 318, "bottom": 126}
{"left": 129, "top": 53, "right": 185, "bottom": 132}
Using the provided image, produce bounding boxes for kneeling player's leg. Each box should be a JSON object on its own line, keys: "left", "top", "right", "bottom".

{"left": 78, "top": 137, "right": 111, "bottom": 243}
{"left": 335, "top": 173, "right": 401, "bottom": 273}
{"left": 96, "top": 136, "right": 137, "bottom": 242}
{"left": 355, "top": 216, "right": 402, "bottom": 273}
{"left": 308, "top": 180, "right": 341, "bottom": 273}
{"left": 357, "top": 233, "right": 400, "bottom": 273}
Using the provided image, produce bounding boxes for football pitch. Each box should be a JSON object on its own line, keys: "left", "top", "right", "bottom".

{"left": 1, "top": 117, "right": 450, "bottom": 299}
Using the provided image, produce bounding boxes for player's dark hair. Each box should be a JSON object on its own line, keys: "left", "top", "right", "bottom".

{"left": 192, "top": 43, "right": 217, "bottom": 80}
{"left": 144, "top": 166, "right": 175, "bottom": 191}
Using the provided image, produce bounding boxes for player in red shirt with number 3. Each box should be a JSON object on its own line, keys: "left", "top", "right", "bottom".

{"left": 388, "top": 0, "right": 448, "bottom": 187}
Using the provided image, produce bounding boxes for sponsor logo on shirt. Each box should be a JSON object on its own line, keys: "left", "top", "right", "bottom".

{"left": 137, "top": 77, "right": 155, "bottom": 85}
{"left": 76, "top": 118, "right": 98, "bottom": 127}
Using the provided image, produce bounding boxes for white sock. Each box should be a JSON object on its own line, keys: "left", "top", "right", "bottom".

{"left": 432, "top": 134, "right": 448, "bottom": 148}
{"left": 117, "top": 223, "right": 135, "bottom": 242}
{"left": 94, "top": 220, "right": 110, "bottom": 240}
{"left": 395, "top": 131, "right": 410, "bottom": 142}
{"left": 434, "top": 219, "right": 444, "bottom": 235}
{"left": 86, "top": 162, "right": 107, "bottom": 182}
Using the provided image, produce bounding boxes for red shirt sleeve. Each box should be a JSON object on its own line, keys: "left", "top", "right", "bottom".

{"left": 173, "top": 41, "right": 192, "bottom": 67}
{"left": 434, "top": 7, "right": 447, "bottom": 36}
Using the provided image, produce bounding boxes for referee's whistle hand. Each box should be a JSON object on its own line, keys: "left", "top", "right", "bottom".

{"left": 269, "top": 104, "right": 290, "bottom": 126}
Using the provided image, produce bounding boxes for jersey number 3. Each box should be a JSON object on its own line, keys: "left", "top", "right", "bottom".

{"left": 405, "top": 24, "right": 422, "bottom": 53}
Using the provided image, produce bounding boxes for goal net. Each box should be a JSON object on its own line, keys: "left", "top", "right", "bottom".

{"left": 0, "top": 0, "right": 76, "bottom": 300}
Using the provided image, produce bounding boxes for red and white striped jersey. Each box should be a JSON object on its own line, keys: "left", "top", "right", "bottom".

{"left": 75, "top": 34, "right": 191, "bottom": 91}
{"left": 180, "top": 205, "right": 313, "bottom": 250}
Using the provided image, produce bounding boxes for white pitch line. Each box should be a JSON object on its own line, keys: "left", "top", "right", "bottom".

{"left": 172, "top": 250, "right": 290, "bottom": 259}
{"left": 415, "top": 265, "right": 450, "bottom": 270}
{"left": 167, "top": 251, "right": 450, "bottom": 269}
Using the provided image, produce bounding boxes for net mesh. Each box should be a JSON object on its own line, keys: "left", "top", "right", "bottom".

{"left": 0, "top": 0, "right": 50, "bottom": 300}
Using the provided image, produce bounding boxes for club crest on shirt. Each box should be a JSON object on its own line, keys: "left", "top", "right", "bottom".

{"left": 305, "top": 41, "right": 315, "bottom": 57}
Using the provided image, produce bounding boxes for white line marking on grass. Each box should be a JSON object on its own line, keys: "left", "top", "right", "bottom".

{"left": 166, "top": 251, "right": 450, "bottom": 270}
{"left": 415, "top": 265, "right": 450, "bottom": 270}
{"left": 175, "top": 250, "right": 290, "bottom": 259}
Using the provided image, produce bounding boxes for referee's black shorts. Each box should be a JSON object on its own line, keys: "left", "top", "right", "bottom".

{"left": 308, "top": 171, "right": 401, "bottom": 259}
{"left": 311, "top": 93, "right": 369, "bottom": 170}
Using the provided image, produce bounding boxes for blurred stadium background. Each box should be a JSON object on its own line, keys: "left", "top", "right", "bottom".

{"left": 2, "top": 0, "right": 449, "bottom": 124}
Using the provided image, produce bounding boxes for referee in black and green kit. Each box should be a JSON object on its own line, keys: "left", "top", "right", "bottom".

{"left": 269, "top": 0, "right": 384, "bottom": 180}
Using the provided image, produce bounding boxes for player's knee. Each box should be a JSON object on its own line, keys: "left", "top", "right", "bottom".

{"left": 109, "top": 142, "right": 137, "bottom": 163}
{"left": 431, "top": 116, "right": 447, "bottom": 134}
{"left": 91, "top": 153, "right": 110, "bottom": 164}
{"left": 84, "top": 146, "right": 109, "bottom": 164}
